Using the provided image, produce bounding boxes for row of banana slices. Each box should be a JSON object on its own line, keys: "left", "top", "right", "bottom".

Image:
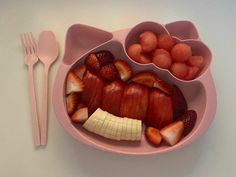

{"left": 83, "top": 108, "right": 142, "bottom": 141}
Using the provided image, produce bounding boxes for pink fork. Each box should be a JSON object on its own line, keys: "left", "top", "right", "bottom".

{"left": 20, "top": 33, "right": 41, "bottom": 146}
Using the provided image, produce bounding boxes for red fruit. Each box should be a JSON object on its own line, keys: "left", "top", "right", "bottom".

{"left": 85, "top": 53, "right": 101, "bottom": 74}
{"left": 66, "top": 92, "right": 79, "bottom": 115}
{"left": 145, "top": 127, "right": 162, "bottom": 146}
{"left": 172, "top": 85, "right": 187, "bottom": 120}
{"left": 120, "top": 83, "right": 149, "bottom": 121}
{"left": 139, "top": 54, "right": 152, "bottom": 64}
{"left": 170, "top": 62, "right": 189, "bottom": 79}
{"left": 152, "top": 49, "right": 172, "bottom": 69}
{"left": 72, "top": 64, "right": 86, "bottom": 79}
{"left": 185, "top": 66, "right": 200, "bottom": 80}
{"left": 127, "top": 43, "right": 142, "bottom": 62}
{"left": 99, "top": 63, "right": 118, "bottom": 81}
{"left": 178, "top": 110, "right": 197, "bottom": 136}
{"left": 171, "top": 43, "right": 192, "bottom": 62}
{"left": 95, "top": 50, "right": 114, "bottom": 67}
{"left": 146, "top": 89, "right": 173, "bottom": 129}
{"left": 153, "top": 78, "right": 173, "bottom": 95}
{"left": 101, "top": 80, "right": 125, "bottom": 116}
{"left": 187, "top": 56, "right": 204, "bottom": 68}
{"left": 71, "top": 107, "right": 89, "bottom": 124}
{"left": 132, "top": 71, "right": 156, "bottom": 88}
{"left": 66, "top": 72, "right": 85, "bottom": 94}
{"left": 160, "top": 121, "right": 184, "bottom": 146}
{"left": 139, "top": 31, "right": 158, "bottom": 52}
{"left": 114, "top": 59, "right": 133, "bottom": 82}
{"left": 77, "top": 102, "right": 86, "bottom": 109}
{"left": 158, "top": 34, "right": 175, "bottom": 51}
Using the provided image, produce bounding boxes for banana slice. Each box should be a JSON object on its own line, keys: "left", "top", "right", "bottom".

{"left": 115, "top": 117, "right": 123, "bottom": 140}
{"left": 120, "top": 118, "right": 128, "bottom": 140}
{"left": 136, "top": 120, "right": 142, "bottom": 140}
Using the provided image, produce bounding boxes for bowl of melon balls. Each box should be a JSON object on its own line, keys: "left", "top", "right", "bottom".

{"left": 53, "top": 21, "right": 216, "bottom": 155}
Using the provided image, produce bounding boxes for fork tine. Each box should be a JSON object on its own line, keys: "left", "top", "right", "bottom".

{"left": 30, "top": 32, "right": 37, "bottom": 53}
{"left": 25, "top": 33, "right": 33, "bottom": 54}
{"left": 20, "top": 34, "right": 27, "bottom": 56}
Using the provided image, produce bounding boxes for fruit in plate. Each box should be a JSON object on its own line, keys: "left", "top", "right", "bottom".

{"left": 145, "top": 127, "right": 162, "bottom": 146}
{"left": 80, "top": 71, "right": 105, "bottom": 114}
{"left": 127, "top": 44, "right": 151, "bottom": 64}
{"left": 187, "top": 56, "right": 204, "bottom": 68}
{"left": 99, "top": 63, "right": 118, "bottom": 81}
{"left": 153, "top": 78, "right": 173, "bottom": 95}
{"left": 131, "top": 71, "right": 156, "bottom": 88}
{"left": 160, "top": 121, "right": 184, "bottom": 146}
{"left": 83, "top": 108, "right": 142, "bottom": 141}
{"left": 114, "top": 59, "right": 132, "bottom": 82}
{"left": 101, "top": 80, "right": 125, "bottom": 116}
{"left": 158, "top": 34, "right": 175, "bottom": 51}
{"left": 66, "top": 72, "right": 85, "bottom": 94}
{"left": 71, "top": 107, "right": 89, "bottom": 123}
{"left": 95, "top": 50, "right": 114, "bottom": 67}
{"left": 66, "top": 92, "right": 79, "bottom": 115}
{"left": 171, "top": 43, "right": 192, "bottom": 62}
{"left": 177, "top": 110, "right": 197, "bottom": 136}
{"left": 146, "top": 89, "right": 173, "bottom": 129}
{"left": 185, "top": 66, "right": 200, "bottom": 80}
{"left": 139, "top": 54, "right": 152, "bottom": 64}
{"left": 152, "top": 49, "right": 172, "bottom": 69}
{"left": 120, "top": 83, "right": 149, "bottom": 121}
{"left": 170, "top": 62, "right": 189, "bottom": 79}
{"left": 172, "top": 85, "right": 187, "bottom": 120}
{"left": 72, "top": 64, "right": 86, "bottom": 79}
{"left": 139, "top": 31, "right": 158, "bottom": 52}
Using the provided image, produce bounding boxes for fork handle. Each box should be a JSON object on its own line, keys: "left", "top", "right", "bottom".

{"left": 41, "top": 65, "right": 50, "bottom": 146}
{"left": 28, "top": 66, "right": 41, "bottom": 146}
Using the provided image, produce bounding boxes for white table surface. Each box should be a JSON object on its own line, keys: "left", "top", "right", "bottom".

{"left": 1, "top": 0, "right": 235, "bottom": 176}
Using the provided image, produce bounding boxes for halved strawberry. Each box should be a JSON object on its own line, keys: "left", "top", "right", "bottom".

{"left": 145, "top": 127, "right": 162, "bottom": 146}
{"left": 66, "top": 92, "right": 79, "bottom": 115}
{"left": 85, "top": 53, "right": 101, "bottom": 74}
{"left": 160, "top": 121, "right": 184, "bottom": 146}
{"left": 71, "top": 107, "right": 89, "bottom": 124}
{"left": 131, "top": 71, "right": 156, "bottom": 87}
{"left": 153, "top": 78, "right": 173, "bottom": 95}
{"left": 172, "top": 85, "right": 187, "bottom": 120}
{"left": 99, "top": 63, "right": 118, "bottom": 81}
{"left": 114, "top": 59, "right": 132, "bottom": 82}
{"left": 95, "top": 50, "right": 114, "bottom": 67}
{"left": 66, "top": 72, "right": 85, "bottom": 94}
{"left": 72, "top": 64, "right": 86, "bottom": 79}
{"left": 178, "top": 110, "right": 197, "bottom": 136}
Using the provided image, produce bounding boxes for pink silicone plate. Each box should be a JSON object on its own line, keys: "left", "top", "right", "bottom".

{"left": 52, "top": 21, "right": 217, "bottom": 155}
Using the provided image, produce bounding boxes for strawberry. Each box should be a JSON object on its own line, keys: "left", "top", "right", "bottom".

{"left": 95, "top": 50, "right": 114, "bottom": 67}
{"left": 66, "top": 72, "right": 85, "bottom": 94}
{"left": 71, "top": 107, "right": 89, "bottom": 124}
{"left": 85, "top": 53, "right": 101, "bottom": 74}
{"left": 77, "top": 102, "right": 86, "bottom": 109}
{"left": 160, "top": 121, "right": 184, "bottom": 146}
{"left": 114, "top": 59, "right": 133, "bottom": 82}
{"left": 99, "top": 63, "right": 118, "bottom": 81}
{"left": 153, "top": 78, "right": 173, "bottom": 95}
{"left": 66, "top": 93, "right": 79, "bottom": 115}
{"left": 178, "top": 110, "right": 197, "bottom": 136}
{"left": 172, "top": 85, "right": 187, "bottom": 120}
{"left": 72, "top": 64, "right": 86, "bottom": 79}
{"left": 145, "top": 127, "right": 162, "bottom": 146}
{"left": 131, "top": 71, "right": 156, "bottom": 88}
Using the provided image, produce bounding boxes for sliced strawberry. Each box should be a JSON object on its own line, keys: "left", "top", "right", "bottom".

{"left": 184, "top": 66, "right": 200, "bottom": 80}
{"left": 77, "top": 102, "right": 86, "bottom": 109}
{"left": 72, "top": 64, "right": 86, "bottom": 79}
{"left": 172, "top": 85, "right": 187, "bottom": 120}
{"left": 187, "top": 56, "right": 204, "bottom": 68}
{"left": 85, "top": 53, "right": 101, "bottom": 74}
{"left": 160, "top": 121, "right": 184, "bottom": 146}
{"left": 153, "top": 78, "right": 173, "bottom": 95}
{"left": 71, "top": 107, "right": 89, "bottom": 124}
{"left": 132, "top": 71, "right": 156, "bottom": 88}
{"left": 66, "top": 92, "right": 79, "bottom": 115}
{"left": 178, "top": 110, "right": 197, "bottom": 136}
{"left": 95, "top": 50, "right": 114, "bottom": 67}
{"left": 114, "top": 59, "right": 133, "bottom": 82}
{"left": 145, "top": 127, "right": 162, "bottom": 146}
{"left": 66, "top": 72, "right": 85, "bottom": 94}
{"left": 99, "top": 63, "right": 118, "bottom": 81}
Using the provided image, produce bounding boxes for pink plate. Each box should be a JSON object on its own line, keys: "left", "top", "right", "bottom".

{"left": 52, "top": 21, "right": 217, "bottom": 155}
